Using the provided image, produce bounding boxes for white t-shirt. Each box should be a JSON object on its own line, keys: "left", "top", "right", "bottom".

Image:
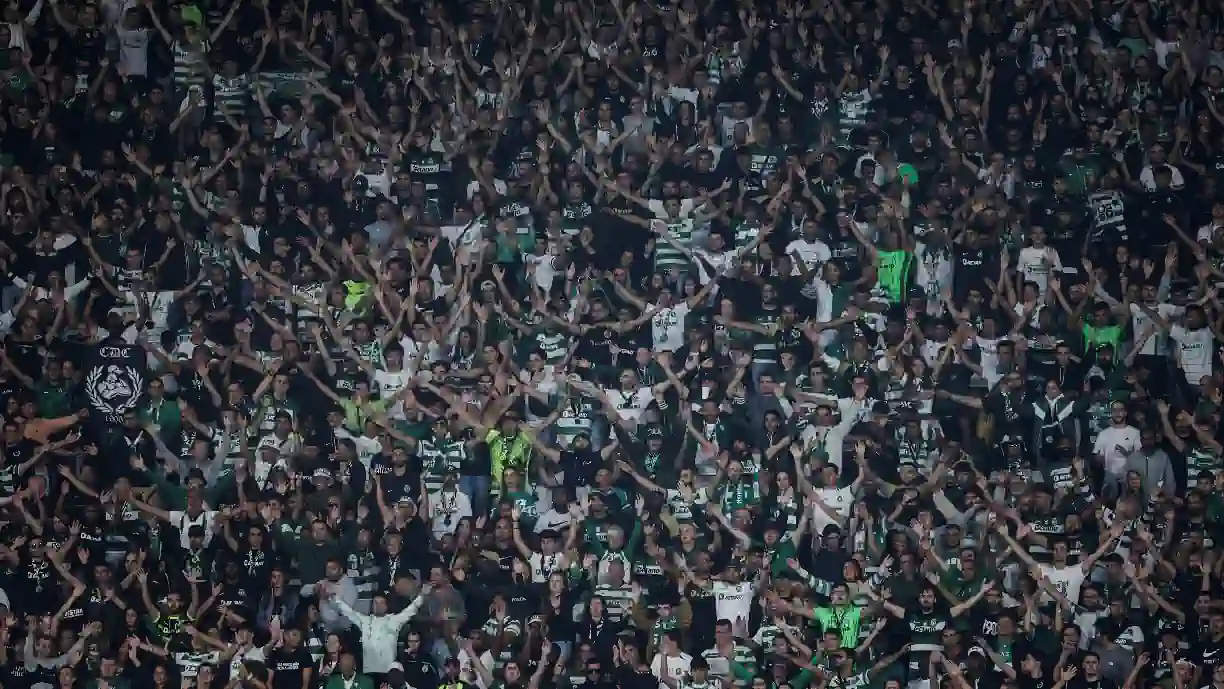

{"left": 528, "top": 552, "right": 567, "bottom": 583}
{"left": 1094, "top": 424, "right": 1140, "bottom": 476}
{"left": 712, "top": 581, "right": 753, "bottom": 631}
{"left": 974, "top": 336, "right": 1007, "bottom": 388}
{"left": 651, "top": 653, "right": 693, "bottom": 689}
{"left": 811, "top": 486, "right": 854, "bottom": 532}
{"left": 167, "top": 509, "right": 217, "bottom": 549}
{"left": 373, "top": 368, "right": 410, "bottom": 417}
{"left": 1140, "top": 164, "right": 1185, "bottom": 191}
{"left": 1171, "top": 324, "right": 1214, "bottom": 384}
{"left": 1016, "top": 245, "right": 1061, "bottom": 293}
{"left": 786, "top": 238, "right": 831, "bottom": 276}
{"left": 1197, "top": 222, "right": 1224, "bottom": 243}
{"left": 693, "top": 249, "right": 734, "bottom": 285}
{"left": 116, "top": 27, "right": 151, "bottom": 76}
{"left": 427, "top": 490, "right": 472, "bottom": 538}
{"left": 119, "top": 290, "right": 176, "bottom": 338}
{"left": 1129, "top": 303, "right": 1182, "bottom": 355}
{"left": 652, "top": 302, "right": 690, "bottom": 352}
{"left": 228, "top": 645, "right": 264, "bottom": 678}
{"left": 648, "top": 198, "right": 697, "bottom": 218}
{"left": 1039, "top": 563, "right": 1087, "bottom": 605}
{"left": 606, "top": 387, "right": 653, "bottom": 424}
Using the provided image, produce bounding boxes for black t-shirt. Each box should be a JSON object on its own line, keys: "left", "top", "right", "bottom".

{"left": 1195, "top": 634, "right": 1224, "bottom": 671}
{"left": 560, "top": 449, "right": 599, "bottom": 488}
{"left": 952, "top": 245, "right": 994, "bottom": 299}
{"left": 1068, "top": 676, "right": 1118, "bottom": 689}
{"left": 268, "top": 646, "right": 315, "bottom": 689}
{"left": 372, "top": 463, "right": 420, "bottom": 505}
{"left": 577, "top": 326, "right": 619, "bottom": 367}
{"left": 1018, "top": 672, "right": 1054, "bottom": 689}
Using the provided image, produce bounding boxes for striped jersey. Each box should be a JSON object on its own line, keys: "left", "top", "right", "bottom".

{"left": 655, "top": 218, "right": 695, "bottom": 272}
{"left": 553, "top": 398, "right": 597, "bottom": 447}
{"left": 354, "top": 341, "right": 386, "bottom": 368}
{"left": 293, "top": 282, "right": 325, "bottom": 322}
{"left": 750, "top": 312, "right": 779, "bottom": 363}
{"left": 418, "top": 436, "right": 467, "bottom": 493}
{"left": 212, "top": 73, "right": 249, "bottom": 120}
{"left": 345, "top": 549, "right": 381, "bottom": 613}
{"left": 735, "top": 220, "right": 761, "bottom": 250}
{"left": 592, "top": 583, "right": 636, "bottom": 623}
{"left": 1188, "top": 445, "right": 1221, "bottom": 476}
{"left": 530, "top": 328, "right": 569, "bottom": 363}
{"left": 171, "top": 39, "right": 210, "bottom": 93}
{"left": 700, "top": 644, "right": 757, "bottom": 678}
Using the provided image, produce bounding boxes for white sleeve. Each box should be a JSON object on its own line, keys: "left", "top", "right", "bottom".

{"left": 0, "top": 308, "right": 16, "bottom": 335}
{"left": 64, "top": 278, "right": 92, "bottom": 301}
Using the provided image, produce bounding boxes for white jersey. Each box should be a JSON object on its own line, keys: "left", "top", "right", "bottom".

{"left": 786, "top": 238, "right": 831, "bottom": 276}
{"left": 1129, "top": 303, "right": 1181, "bottom": 355}
{"left": 373, "top": 368, "right": 410, "bottom": 417}
{"left": 664, "top": 486, "right": 709, "bottom": 521}
{"left": 1039, "top": 563, "right": 1087, "bottom": 605}
{"left": 651, "top": 653, "right": 693, "bottom": 689}
{"left": 1171, "top": 324, "right": 1214, "bottom": 385}
{"left": 1088, "top": 189, "right": 1127, "bottom": 239}
{"left": 812, "top": 486, "right": 854, "bottom": 532}
{"left": 168, "top": 509, "right": 217, "bottom": 550}
{"left": 1016, "top": 245, "right": 1061, "bottom": 294}
{"left": 651, "top": 302, "right": 690, "bottom": 351}
{"left": 607, "top": 387, "right": 653, "bottom": 425}
{"left": 975, "top": 336, "right": 1006, "bottom": 389}
{"left": 712, "top": 581, "right": 754, "bottom": 631}
{"left": 529, "top": 552, "right": 567, "bottom": 583}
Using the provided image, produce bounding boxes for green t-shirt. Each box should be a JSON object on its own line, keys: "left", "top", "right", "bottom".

{"left": 1082, "top": 323, "right": 1123, "bottom": 358}
{"left": 141, "top": 399, "right": 182, "bottom": 439}
{"left": 876, "top": 250, "right": 913, "bottom": 302}
{"left": 812, "top": 605, "right": 862, "bottom": 648}
{"left": 4, "top": 71, "right": 32, "bottom": 96}
{"left": 340, "top": 398, "right": 388, "bottom": 434}
{"left": 36, "top": 381, "right": 70, "bottom": 418}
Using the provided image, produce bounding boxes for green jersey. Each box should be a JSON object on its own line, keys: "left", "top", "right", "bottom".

{"left": 506, "top": 490, "right": 538, "bottom": 522}
{"left": 719, "top": 478, "right": 759, "bottom": 512}
{"left": 353, "top": 341, "right": 386, "bottom": 368}
{"left": 561, "top": 201, "right": 594, "bottom": 236}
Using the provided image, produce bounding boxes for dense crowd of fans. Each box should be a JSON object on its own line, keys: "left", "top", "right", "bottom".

{"left": 1, "top": 0, "right": 1223, "bottom": 688}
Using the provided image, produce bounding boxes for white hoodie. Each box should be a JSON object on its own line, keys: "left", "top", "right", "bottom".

{"left": 332, "top": 590, "right": 427, "bottom": 673}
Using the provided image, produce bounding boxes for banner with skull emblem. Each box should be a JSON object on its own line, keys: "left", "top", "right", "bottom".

{"left": 84, "top": 344, "right": 147, "bottom": 427}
